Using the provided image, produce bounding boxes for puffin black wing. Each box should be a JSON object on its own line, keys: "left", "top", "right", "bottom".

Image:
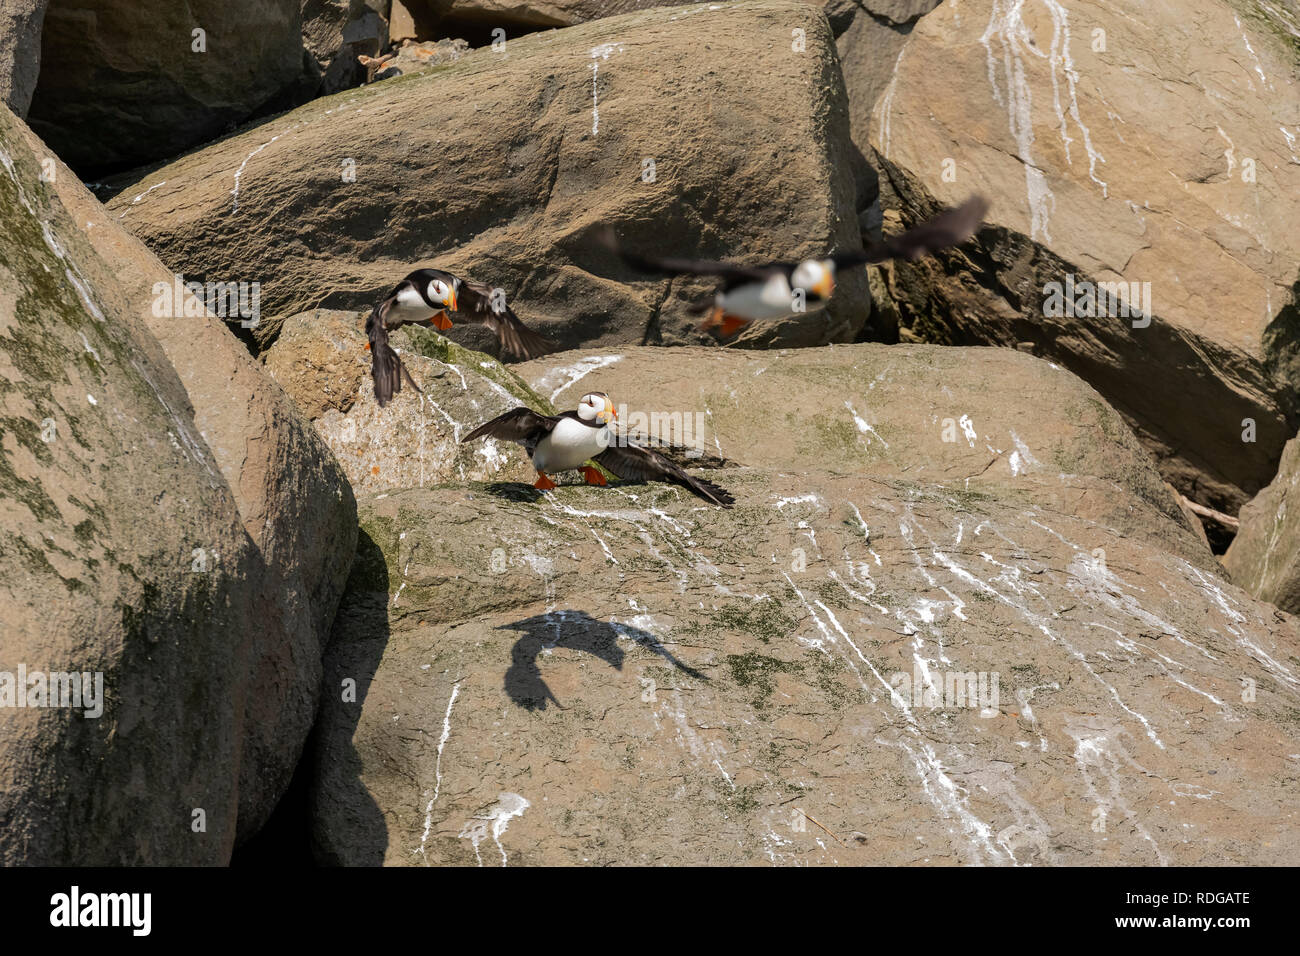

{"left": 455, "top": 280, "right": 556, "bottom": 361}
{"left": 835, "top": 195, "right": 990, "bottom": 267}
{"left": 461, "top": 407, "right": 560, "bottom": 453}
{"left": 366, "top": 302, "right": 422, "bottom": 407}
{"left": 613, "top": 245, "right": 786, "bottom": 292}
{"left": 595, "top": 444, "right": 734, "bottom": 508}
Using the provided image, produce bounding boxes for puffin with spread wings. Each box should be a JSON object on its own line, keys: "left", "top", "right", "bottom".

{"left": 612, "top": 195, "right": 989, "bottom": 337}
{"left": 366, "top": 268, "right": 555, "bottom": 406}
{"left": 462, "top": 392, "right": 734, "bottom": 507}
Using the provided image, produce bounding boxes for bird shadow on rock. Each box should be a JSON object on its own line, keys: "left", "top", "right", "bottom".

{"left": 481, "top": 482, "right": 545, "bottom": 504}
{"left": 308, "top": 527, "right": 392, "bottom": 865}
{"left": 498, "top": 609, "right": 708, "bottom": 711}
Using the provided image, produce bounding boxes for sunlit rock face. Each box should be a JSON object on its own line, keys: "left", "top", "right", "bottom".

{"left": 1227, "top": 432, "right": 1300, "bottom": 615}
{"left": 868, "top": 0, "right": 1300, "bottom": 514}
{"left": 308, "top": 344, "right": 1300, "bottom": 866}
{"left": 261, "top": 310, "right": 547, "bottom": 495}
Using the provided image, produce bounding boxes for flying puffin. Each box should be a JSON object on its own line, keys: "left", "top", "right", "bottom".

{"left": 611, "top": 195, "right": 989, "bottom": 337}
{"left": 366, "top": 268, "right": 555, "bottom": 406}
{"left": 461, "top": 392, "right": 734, "bottom": 507}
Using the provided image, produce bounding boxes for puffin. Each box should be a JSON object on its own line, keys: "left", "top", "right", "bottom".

{"left": 366, "top": 268, "right": 555, "bottom": 406}
{"left": 461, "top": 392, "right": 734, "bottom": 507}
{"left": 612, "top": 195, "right": 989, "bottom": 337}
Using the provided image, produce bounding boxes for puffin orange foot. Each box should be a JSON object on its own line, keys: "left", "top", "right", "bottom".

{"left": 364, "top": 342, "right": 371, "bottom": 351}
{"left": 534, "top": 472, "right": 557, "bottom": 491}
{"left": 717, "top": 314, "right": 751, "bottom": 337}
{"left": 431, "top": 312, "right": 454, "bottom": 331}
{"left": 580, "top": 466, "right": 607, "bottom": 487}
{"left": 700, "top": 308, "right": 751, "bottom": 338}
{"left": 699, "top": 306, "right": 726, "bottom": 333}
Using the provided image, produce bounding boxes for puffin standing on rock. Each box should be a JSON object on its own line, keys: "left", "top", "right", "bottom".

{"left": 366, "top": 267, "right": 555, "bottom": 406}
{"left": 462, "top": 392, "right": 734, "bottom": 507}
{"left": 610, "top": 195, "right": 989, "bottom": 338}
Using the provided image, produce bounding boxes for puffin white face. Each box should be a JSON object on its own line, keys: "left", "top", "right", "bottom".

{"left": 792, "top": 259, "right": 835, "bottom": 300}
{"left": 427, "top": 278, "right": 458, "bottom": 311}
{"left": 577, "top": 392, "right": 617, "bottom": 425}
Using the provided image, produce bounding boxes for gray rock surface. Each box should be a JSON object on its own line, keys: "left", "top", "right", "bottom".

{"left": 0, "top": 103, "right": 356, "bottom": 859}
{"left": 308, "top": 345, "right": 1300, "bottom": 866}
{"left": 1, "top": 104, "right": 252, "bottom": 863}
{"left": 867, "top": 0, "right": 1300, "bottom": 514}
{"left": 521, "top": 343, "right": 1218, "bottom": 568}
{"left": 108, "top": 1, "right": 870, "bottom": 352}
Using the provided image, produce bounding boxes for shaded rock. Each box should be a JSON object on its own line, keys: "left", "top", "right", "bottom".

{"left": 1225, "top": 432, "right": 1300, "bottom": 613}
{"left": 389, "top": 0, "right": 455, "bottom": 42}
{"left": 107, "top": 0, "right": 869, "bottom": 353}
{"left": 262, "top": 308, "right": 551, "bottom": 494}
{"left": 863, "top": 262, "right": 900, "bottom": 338}
{"left": 312, "top": 430, "right": 1299, "bottom": 866}
{"left": 867, "top": 0, "right": 1300, "bottom": 513}
{"left": 1, "top": 104, "right": 356, "bottom": 857}
{"left": 303, "top": 0, "right": 392, "bottom": 95}
{"left": 0, "top": 0, "right": 46, "bottom": 116}
{"left": 521, "top": 343, "right": 1218, "bottom": 569}
{"left": 1166, "top": 481, "right": 1214, "bottom": 554}
{"left": 26, "top": 0, "right": 306, "bottom": 174}
{"left": 855, "top": 0, "right": 938, "bottom": 15}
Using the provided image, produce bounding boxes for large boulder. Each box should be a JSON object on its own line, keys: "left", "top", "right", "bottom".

{"left": 0, "top": 104, "right": 356, "bottom": 860}
{"left": 867, "top": 0, "right": 1300, "bottom": 515}
{"left": 310, "top": 345, "right": 1299, "bottom": 865}
{"left": 25, "top": 0, "right": 306, "bottom": 174}
{"left": 106, "top": 0, "right": 870, "bottom": 352}
{"left": 521, "top": 343, "right": 1218, "bottom": 568}
{"left": 0, "top": 0, "right": 46, "bottom": 116}
{"left": 1, "top": 105, "right": 249, "bottom": 863}
{"left": 1225, "top": 431, "right": 1300, "bottom": 614}
{"left": 262, "top": 308, "right": 550, "bottom": 494}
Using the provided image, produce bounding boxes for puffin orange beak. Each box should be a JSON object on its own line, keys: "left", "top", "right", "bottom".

{"left": 812, "top": 272, "right": 835, "bottom": 299}
{"left": 604, "top": 399, "right": 617, "bottom": 422}
{"left": 447, "top": 288, "right": 458, "bottom": 312}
